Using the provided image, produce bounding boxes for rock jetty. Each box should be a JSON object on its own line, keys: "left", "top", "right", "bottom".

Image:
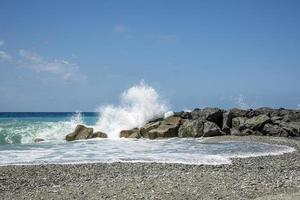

{"left": 66, "top": 107, "right": 300, "bottom": 141}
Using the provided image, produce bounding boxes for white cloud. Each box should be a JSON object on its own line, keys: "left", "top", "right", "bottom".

{"left": 113, "top": 24, "right": 128, "bottom": 33}
{"left": 0, "top": 40, "right": 4, "bottom": 46}
{"left": 19, "top": 49, "right": 85, "bottom": 81}
{"left": 0, "top": 50, "right": 12, "bottom": 62}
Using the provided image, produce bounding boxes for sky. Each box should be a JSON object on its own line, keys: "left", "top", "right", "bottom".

{"left": 0, "top": 0, "right": 300, "bottom": 111}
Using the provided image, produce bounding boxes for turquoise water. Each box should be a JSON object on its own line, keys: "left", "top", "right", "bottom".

{"left": 0, "top": 112, "right": 295, "bottom": 166}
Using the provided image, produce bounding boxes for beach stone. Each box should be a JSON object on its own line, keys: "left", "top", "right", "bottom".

{"left": 145, "top": 116, "right": 182, "bottom": 139}
{"left": 91, "top": 131, "right": 108, "bottom": 138}
{"left": 34, "top": 138, "right": 44, "bottom": 143}
{"left": 65, "top": 125, "right": 93, "bottom": 141}
{"left": 191, "top": 108, "right": 224, "bottom": 127}
{"left": 178, "top": 119, "right": 204, "bottom": 137}
{"left": 244, "top": 114, "right": 271, "bottom": 130}
{"left": 120, "top": 128, "right": 141, "bottom": 139}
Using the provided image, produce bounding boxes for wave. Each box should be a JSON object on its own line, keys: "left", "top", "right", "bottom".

{"left": 94, "top": 81, "right": 169, "bottom": 138}
{"left": 0, "top": 112, "right": 83, "bottom": 144}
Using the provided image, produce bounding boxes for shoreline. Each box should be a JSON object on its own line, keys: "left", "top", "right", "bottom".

{"left": 1, "top": 136, "right": 300, "bottom": 199}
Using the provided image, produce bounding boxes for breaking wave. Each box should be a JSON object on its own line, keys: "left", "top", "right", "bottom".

{"left": 94, "top": 81, "right": 169, "bottom": 138}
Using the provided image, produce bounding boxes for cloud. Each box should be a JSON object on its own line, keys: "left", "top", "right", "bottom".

{"left": 19, "top": 49, "right": 85, "bottom": 81}
{"left": 113, "top": 24, "right": 128, "bottom": 33}
{"left": 0, "top": 50, "right": 12, "bottom": 62}
{"left": 0, "top": 40, "right": 4, "bottom": 46}
{"left": 297, "top": 104, "right": 300, "bottom": 110}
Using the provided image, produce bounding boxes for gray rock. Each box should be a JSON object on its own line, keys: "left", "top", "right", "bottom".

{"left": 232, "top": 117, "right": 247, "bottom": 130}
{"left": 230, "top": 128, "right": 250, "bottom": 136}
{"left": 178, "top": 119, "right": 204, "bottom": 137}
{"left": 262, "top": 124, "right": 287, "bottom": 136}
{"left": 140, "top": 121, "right": 161, "bottom": 138}
{"left": 91, "top": 131, "right": 108, "bottom": 138}
{"left": 34, "top": 138, "right": 44, "bottom": 143}
{"left": 145, "top": 116, "right": 182, "bottom": 139}
{"left": 222, "top": 111, "right": 233, "bottom": 134}
{"left": 120, "top": 128, "right": 141, "bottom": 139}
{"left": 229, "top": 108, "right": 249, "bottom": 118}
{"left": 66, "top": 125, "right": 93, "bottom": 141}
{"left": 191, "top": 108, "right": 224, "bottom": 127}
{"left": 173, "top": 111, "right": 192, "bottom": 119}
{"left": 203, "top": 121, "right": 224, "bottom": 137}
{"left": 280, "top": 122, "right": 300, "bottom": 137}
{"left": 244, "top": 114, "right": 271, "bottom": 130}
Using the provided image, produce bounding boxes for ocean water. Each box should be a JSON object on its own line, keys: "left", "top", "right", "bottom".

{"left": 0, "top": 112, "right": 295, "bottom": 166}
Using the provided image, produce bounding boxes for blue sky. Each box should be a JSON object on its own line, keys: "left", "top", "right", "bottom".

{"left": 0, "top": 0, "right": 300, "bottom": 111}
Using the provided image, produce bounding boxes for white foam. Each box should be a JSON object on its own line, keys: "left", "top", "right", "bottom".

{"left": 94, "top": 81, "right": 169, "bottom": 138}
{"left": 0, "top": 139, "right": 295, "bottom": 166}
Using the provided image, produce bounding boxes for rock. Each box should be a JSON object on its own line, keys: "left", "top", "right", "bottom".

{"left": 65, "top": 125, "right": 93, "bottom": 141}
{"left": 140, "top": 121, "right": 161, "bottom": 138}
{"left": 230, "top": 128, "right": 250, "bottom": 136}
{"left": 246, "top": 107, "right": 274, "bottom": 118}
{"left": 173, "top": 111, "right": 192, "bottom": 119}
{"left": 229, "top": 108, "right": 249, "bottom": 118}
{"left": 34, "top": 138, "right": 44, "bottom": 143}
{"left": 91, "top": 131, "right": 108, "bottom": 138}
{"left": 222, "top": 111, "right": 233, "bottom": 134}
{"left": 244, "top": 114, "right": 271, "bottom": 130}
{"left": 120, "top": 128, "right": 141, "bottom": 139}
{"left": 280, "top": 122, "right": 300, "bottom": 137}
{"left": 262, "top": 124, "right": 287, "bottom": 136}
{"left": 178, "top": 119, "right": 204, "bottom": 137}
{"left": 145, "top": 116, "right": 182, "bottom": 139}
{"left": 241, "top": 129, "right": 254, "bottom": 136}
{"left": 191, "top": 108, "right": 224, "bottom": 127}
{"left": 232, "top": 117, "right": 247, "bottom": 130}
{"left": 203, "top": 121, "right": 224, "bottom": 137}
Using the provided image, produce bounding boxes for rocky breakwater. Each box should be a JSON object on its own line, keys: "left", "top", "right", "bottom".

{"left": 65, "top": 107, "right": 300, "bottom": 141}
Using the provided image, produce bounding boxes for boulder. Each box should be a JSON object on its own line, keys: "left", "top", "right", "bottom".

{"left": 280, "top": 122, "right": 300, "bottom": 137}
{"left": 140, "top": 121, "right": 161, "bottom": 138}
{"left": 230, "top": 128, "right": 251, "bottom": 136}
{"left": 178, "top": 119, "right": 204, "bottom": 137}
{"left": 222, "top": 111, "right": 233, "bottom": 134}
{"left": 191, "top": 108, "right": 224, "bottom": 127}
{"left": 34, "top": 138, "right": 44, "bottom": 143}
{"left": 145, "top": 116, "right": 182, "bottom": 139}
{"left": 66, "top": 125, "right": 93, "bottom": 141}
{"left": 229, "top": 108, "right": 249, "bottom": 118}
{"left": 173, "top": 111, "right": 192, "bottom": 119}
{"left": 262, "top": 124, "right": 288, "bottom": 137}
{"left": 244, "top": 114, "right": 271, "bottom": 130}
{"left": 91, "top": 131, "right": 108, "bottom": 138}
{"left": 203, "top": 121, "right": 224, "bottom": 137}
{"left": 232, "top": 117, "right": 247, "bottom": 130}
{"left": 120, "top": 128, "right": 141, "bottom": 139}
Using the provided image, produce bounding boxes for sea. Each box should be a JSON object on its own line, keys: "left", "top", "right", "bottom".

{"left": 0, "top": 112, "right": 295, "bottom": 166}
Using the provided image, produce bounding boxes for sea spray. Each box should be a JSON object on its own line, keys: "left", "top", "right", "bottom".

{"left": 95, "top": 82, "right": 169, "bottom": 138}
